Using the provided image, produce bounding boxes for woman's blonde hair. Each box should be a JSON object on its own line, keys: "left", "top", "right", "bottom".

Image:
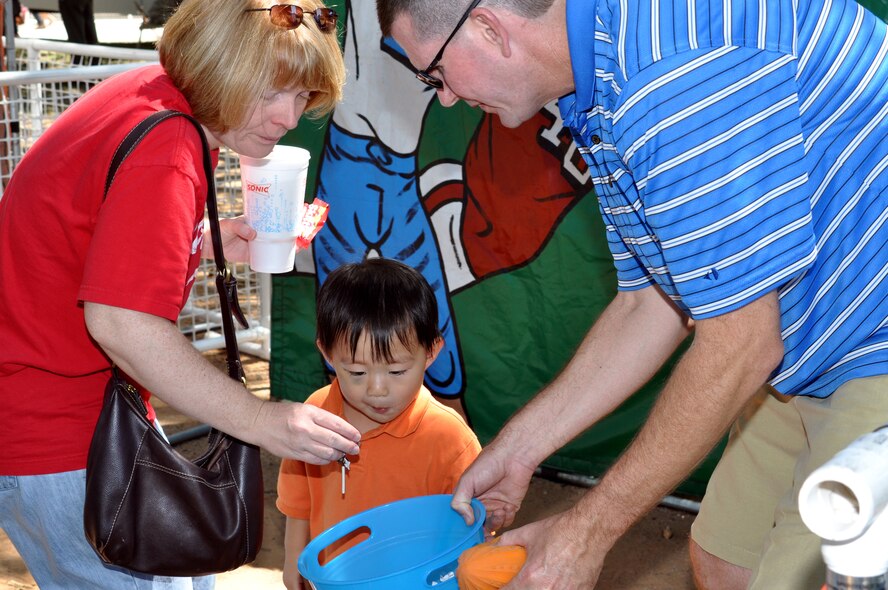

{"left": 158, "top": 0, "right": 345, "bottom": 133}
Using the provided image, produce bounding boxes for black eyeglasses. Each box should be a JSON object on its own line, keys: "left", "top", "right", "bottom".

{"left": 244, "top": 5, "right": 339, "bottom": 32}
{"left": 415, "top": 0, "right": 482, "bottom": 88}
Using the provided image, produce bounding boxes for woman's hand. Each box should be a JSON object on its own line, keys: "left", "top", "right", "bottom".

{"left": 204, "top": 216, "right": 256, "bottom": 263}
{"left": 252, "top": 399, "right": 361, "bottom": 464}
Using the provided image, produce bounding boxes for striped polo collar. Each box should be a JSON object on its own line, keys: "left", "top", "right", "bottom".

{"left": 565, "top": 0, "right": 598, "bottom": 113}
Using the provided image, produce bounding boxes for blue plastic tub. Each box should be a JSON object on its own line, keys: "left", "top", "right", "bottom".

{"left": 298, "top": 494, "right": 485, "bottom": 589}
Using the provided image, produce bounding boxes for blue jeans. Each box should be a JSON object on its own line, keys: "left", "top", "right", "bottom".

{"left": 0, "top": 469, "right": 214, "bottom": 589}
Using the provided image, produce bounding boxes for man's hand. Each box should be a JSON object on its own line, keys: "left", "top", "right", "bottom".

{"left": 489, "top": 292, "right": 783, "bottom": 588}
{"left": 452, "top": 442, "right": 536, "bottom": 532}
{"left": 452, "top": 288, "right": 690, "bottom": 535}
{"left": 497, "top": 508, "right": 606, "bottom": 590}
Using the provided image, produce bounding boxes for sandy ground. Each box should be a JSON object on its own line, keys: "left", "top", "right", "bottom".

{"left": 0, "top": 353, "right": 695, "bottom": 589}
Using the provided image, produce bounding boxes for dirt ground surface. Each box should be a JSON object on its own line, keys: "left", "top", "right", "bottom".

{"left": 0, "top": 353, "right": 696, "bottom": 589}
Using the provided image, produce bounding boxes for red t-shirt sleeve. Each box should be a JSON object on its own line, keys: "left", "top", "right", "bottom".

{"left": 79, "top": 120, "right": 208, "bottom": 321}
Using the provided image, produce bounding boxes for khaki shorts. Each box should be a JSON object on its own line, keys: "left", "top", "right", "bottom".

{"left": 690, "top": 375, "right": 888, "bottom": 590}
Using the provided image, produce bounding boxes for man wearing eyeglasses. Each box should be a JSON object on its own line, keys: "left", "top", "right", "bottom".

{"left": 377, "top": 1, "right": 888, "bottom": 589}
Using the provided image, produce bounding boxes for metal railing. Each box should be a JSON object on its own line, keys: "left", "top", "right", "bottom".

{"left": 0, "top": 38, "right": 270, "bottom": 358}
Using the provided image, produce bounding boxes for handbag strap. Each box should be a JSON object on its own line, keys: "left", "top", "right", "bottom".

{"left": 104, "top": 110, "right": 245, "bottom": 382}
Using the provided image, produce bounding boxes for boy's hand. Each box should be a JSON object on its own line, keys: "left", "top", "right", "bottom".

{"left": 283, "top": 518, "right": 311, "bottom": 590}
{"left": 282, "top": 559, "right": 304, "bottom": 590}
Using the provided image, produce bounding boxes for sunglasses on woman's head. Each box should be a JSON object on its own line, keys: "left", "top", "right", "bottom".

{"left": 244, "top": 5, "right": 338, "bottom": 32}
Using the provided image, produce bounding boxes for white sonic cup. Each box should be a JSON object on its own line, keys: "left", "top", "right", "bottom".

{"left": 239, "top": 146, "right": 311, "bottom": 273}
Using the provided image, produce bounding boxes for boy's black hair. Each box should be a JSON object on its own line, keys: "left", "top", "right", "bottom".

{"left": 316, "top": 258, "right": 441, "bottom": 362}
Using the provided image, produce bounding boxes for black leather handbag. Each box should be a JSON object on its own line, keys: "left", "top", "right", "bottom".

{"left": 83, "top": 110, "right": 263, "bottom": 576}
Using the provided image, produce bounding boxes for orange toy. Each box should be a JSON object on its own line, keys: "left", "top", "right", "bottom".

{"left": 456, "top": 539, "right": 527, "bottom": 590}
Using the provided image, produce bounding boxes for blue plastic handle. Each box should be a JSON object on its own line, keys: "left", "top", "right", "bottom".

{"left": 299, "top": 494, "right": 485, "bottom": 584}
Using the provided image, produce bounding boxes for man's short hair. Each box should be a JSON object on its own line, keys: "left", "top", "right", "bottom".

{"left": 376, "top": 0, "right": 555, "bottom": 38}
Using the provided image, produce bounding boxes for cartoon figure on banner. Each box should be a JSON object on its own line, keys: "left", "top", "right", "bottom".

{"left": 301, "top": 1, "right": 592, "bottom": 398}
{"left": 301, "top": 0, "right": 464, "bottom": 397}
{"left": 422, "top": 101, "right": 592, "bottom": 287}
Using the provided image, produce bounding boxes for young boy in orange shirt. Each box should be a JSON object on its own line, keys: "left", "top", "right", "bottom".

{"left": 276, "top": 258, "right": 481, "bottom": 590}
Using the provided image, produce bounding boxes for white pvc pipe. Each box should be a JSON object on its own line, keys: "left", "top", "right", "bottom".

{"left": 0, "top": 63, "right": 151, "bottom": 85}
{"left": 546, "top": 468, "right": 701, "bottom": 514}
{"left": 799, "top": 427, "right": 888, "bottom": 578}
{"left": 820, "top": 507, "right": 888, "bottom": 580}
{"left": 189, "top": 326, "right": 270, "bottom": 353}
{"left": 3, "top": 37, "right": 158, "bottom": 61}
{"left": 258, "top": 272, "right": 273, "bottom": 359}
{"left": 799, "top": 428, "right": 888, "bottom": 541}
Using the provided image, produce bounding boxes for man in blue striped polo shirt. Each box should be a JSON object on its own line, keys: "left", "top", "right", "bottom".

{"left": 379, "top": 0, "right": 887, "bottom": 588}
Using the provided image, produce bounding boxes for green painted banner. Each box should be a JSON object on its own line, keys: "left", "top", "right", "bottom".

{"left": 271, "top": 0, "right": 885, "bottom": 498}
